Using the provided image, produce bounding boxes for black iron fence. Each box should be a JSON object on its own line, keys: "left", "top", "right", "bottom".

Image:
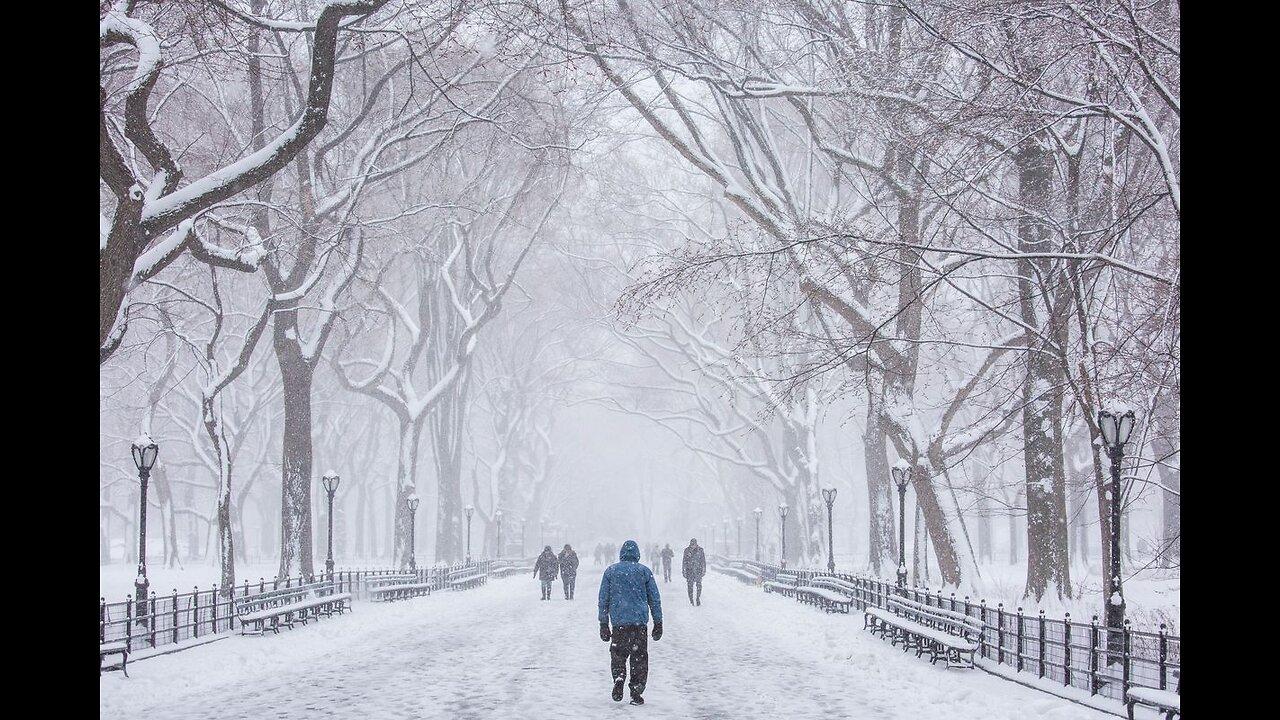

{"left": 99, "top": 560, "right": 494, "bottom": 655}
{"left": 713, "top": 557, "right": 1179, "bottom": 705}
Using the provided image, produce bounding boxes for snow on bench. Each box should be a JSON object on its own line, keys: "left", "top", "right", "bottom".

{"left": 234, "top": 581, "right": 351, "bottom": 635}
{"left": 794, "top": 578, "right": 856, "bottom": 613}
{"left": 717, "top": 566, "right": 761, "bottom": 584}
{"left": 864, "top": 599, "right": 981, "bottom": 668}
{"left": 446, "top": 567, "right": 487, "bottom": 590}
{"left": 100, "top": 641, "right": 129, "bottom": 677}
{"left": 763, "top": 573, "right": 801, "bottom": 596}
{"left": 1125, "top": 686, "right": 1180, "bottom": 720}
{"left": 368, "top": 583, "right": 432, "bottom": 602}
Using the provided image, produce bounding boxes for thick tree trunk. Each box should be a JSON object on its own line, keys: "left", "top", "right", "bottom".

{"left": 275, "top": 331, "right": 315, "bottom": 579}
{"left": 1016, "top": 136, "right": 1072, "bottom": 602}
{"left": 1152, "top": 392, "right": 1179, "bottom": 567}
{"left": 864, "top": 381, "right": 895, "bottom": 573}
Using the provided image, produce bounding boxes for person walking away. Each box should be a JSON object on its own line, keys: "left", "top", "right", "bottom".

{"left": 599, "top": 540, "right": 662, "bottom": 705}
{"left": 533, "top": 545, "right": 559, "bottom": 600}
{"left": 558, "top": 544, "right": 580, "bottom": 599}
{"left": 594, "top": 543, "right": 605, "bottom": 567}
{"left": 681, "top": 538, "right": 706, "bottom": 605}
{"left": 659, "top": 543, "right": 674, "bottom": 583}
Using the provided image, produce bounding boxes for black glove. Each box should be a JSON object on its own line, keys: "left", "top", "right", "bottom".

{"left": 651, "top": 622, "right": 663, "bottom": 641}
{"left": 600, "top": 623, "right": 611, "bottom": 642}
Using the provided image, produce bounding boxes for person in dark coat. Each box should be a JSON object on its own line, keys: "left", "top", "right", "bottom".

{"left": 558, "top": 544, "right": 580, "bottom": 599}
{"left": 681, "top": 538, "right": 706, "bottom": 605}
{"left": 594, "top": 543, "right": 605, "bottom": 566}
{"left": 598, "top": 540, "right": 662, "bottom": 705}
{"left": 533, "top": 545, "right": 559, "bottom": 600}
{"left": 659, "top": 543, "right": 675, "bottom": 583}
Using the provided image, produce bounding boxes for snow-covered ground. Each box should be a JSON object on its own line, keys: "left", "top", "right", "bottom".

{"left": 101, "top": 567, "right": 1121, "bottom": 719}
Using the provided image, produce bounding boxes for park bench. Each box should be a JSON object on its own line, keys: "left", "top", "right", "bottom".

{"left": 365, "top": 573, "right": 432, "bottom": 602}
{"left": 864, "top": 596, "right": 983, "bottom": 668}
{"left": 489, "top": 564, "right": 534, "bottom": 578}
{"left": 762, "top": 572, "right": 801, "bottom": 597}
{"left": 235, "top": 580, "right": 351, "bottom": 635}
{"left": 99, "top": 641, "right": 129, "bottom": 677}
{"left": 447, "top": 565, "right": 487, "bottom": 590}
{"left": 794, "top": 576, "right": 858, "bottom": 613}
{"left": 1126, "top": 683, "right": 1180, "bottom": 720}
{"left": 716, "top": 565, "right": 761, "bottom": 585}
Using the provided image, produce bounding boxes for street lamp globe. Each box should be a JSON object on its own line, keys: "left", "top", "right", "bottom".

{"left": 891, "top": 464, "right": 912, "bottom": 492}
{"left": 822, "top": 488, "right": 837, "bottom": 506}
{"left": 1098, "top": 407, "right": 1136, "bottom": 451}
{"left": 407, "top": 495, "right": 420, "bottom": 512}
{"left": 321, "top": 474, "right": 341, "bottom": 494}
{"left": 132, "top": 435, "right": 159, "bottom": 474}
{"left": 778, "top": 502, "right": 788, "bottom": 519}
{"left": 464, "top": 504, "right": 474, "bottom": 520}
{"left": 753, "top": 507, "right": 762, "bottom": 520}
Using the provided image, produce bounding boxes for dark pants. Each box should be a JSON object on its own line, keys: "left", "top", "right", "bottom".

{"left": 610, "top": 625, "right": 649, "bottom": 695}
{"left": 562, "top": 574, "right": 576, "bottom": 599}
{"left": 686, "top": 577, "right": 702, "bottom": 604}
{"left": 661, "top": 562, "right": 671, "bottom": 582}
{"left": 540, "top": 579, "right": 554, "bottom": 599}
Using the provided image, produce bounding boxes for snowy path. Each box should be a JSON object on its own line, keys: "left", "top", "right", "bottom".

{"left": 101, "top": 567, "right": 1112, "bottom": 719}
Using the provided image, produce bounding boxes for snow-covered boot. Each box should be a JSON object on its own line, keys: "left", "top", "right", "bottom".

{"left": 612, "top": 680, "right": 625, "bottom": 702}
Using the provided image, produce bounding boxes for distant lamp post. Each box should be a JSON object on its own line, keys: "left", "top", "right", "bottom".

{"left": 892, "top": 464, "right": 911, "bottom": 591}
{"left": 406, "top": 495, "right": 420, "bottom": 571}
{"left": 321, "top": 473, "right": 341, "bottom": 579}
{"left": 464, "top": 505, "right": 475, "bottom": 564}
{"left": 735, "top": 516, "right": 742, "bottom": 557}
{"left": 495, "top": 510, "right": 504, "bottom": 559}
{"left": 753, "top": 508, "right": 763, "bottom": 562}
{"left": 722, "top": 518, "right": 730, "bottom": 556}
{"left": 1098, "top": 406, "right": 1136, "bottom": 640}
{"left": 131, "top": 436, "right": 159, "bottom": 617}
{"left": 778, "top": 503, "right": 789, "bottom": 569}
{"left": 821, "top": 488, "right": 838, "bottom": 573}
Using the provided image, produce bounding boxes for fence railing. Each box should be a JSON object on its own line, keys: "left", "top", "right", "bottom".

{"left": 100, "top": 560, "right": 495, "bottom": 655}
{"left": 712, "top": 556, "right": 1180, "bottom": 705}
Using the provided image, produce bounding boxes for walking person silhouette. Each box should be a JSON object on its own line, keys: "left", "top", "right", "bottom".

{"left": 598, "top": 540, "right": 662, "bottom": 705}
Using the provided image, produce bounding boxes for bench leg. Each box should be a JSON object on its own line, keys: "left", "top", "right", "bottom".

{"left": 121, "top": 652, "right": 129, "bottom": 678}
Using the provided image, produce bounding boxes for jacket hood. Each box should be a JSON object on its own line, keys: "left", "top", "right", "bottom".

{"left": 619, "top": 540, "right": 640, "bottom": 561}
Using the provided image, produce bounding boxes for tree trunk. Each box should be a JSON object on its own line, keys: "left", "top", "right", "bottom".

{"left": 275, "top": 330, "right": 315, "bottom": 579}
{"left": 1016, "top": 135, "right": 1072, "bottom": 602}
{"left": 864, "top": 380, "right": 895, "bottom": 572}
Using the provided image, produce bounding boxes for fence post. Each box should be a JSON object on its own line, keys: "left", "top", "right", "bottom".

{"left": 1089, "top": 615, "right": 1099, "bottom": 695}
{"left": 126, "top": 595, "right": 134, "bottom": 651}
{"left": 1063, "top": 613, "right": 1073, "bottom": 688}
{"left": 979, "top": 600, "right": 987, "bottom": 658}
{"left": 1038, "top": 610, "right": 1046, "bottom": 679}
{"left": 149, "top": 592, "right": 157, "bottom": 648}
{"left": 100, "top": 598, "right": 107, "bottom": 643}
{"left": 1015, "top": 607, "right": 1024, "bottom": 673}
{"left": 1158, "top": 623, "right": 1168, "bottom": 690}
{"left": 192, "top": 586, "right": 200, "bottom": 639}
{"left": 996, "top": 604, "right": 1005, "bottom": 665}
{"left": 212, "top": 585, "right": 219, "bottom": 634}
{"left": 172, "top": 589, "right": 179, "bottom": 644}
{"left": 1122, "top": 620, "right": 1132, "bottom": 697}
{"left": 950, "top": 592, "right": 956, "bottom": 612}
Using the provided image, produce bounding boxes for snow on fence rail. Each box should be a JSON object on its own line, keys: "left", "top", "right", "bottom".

{"left": 716, "top": 556, "right": 1179, "bottom": 706}
{"left": 99, "top": 561, "right": 494, "bottom": 655}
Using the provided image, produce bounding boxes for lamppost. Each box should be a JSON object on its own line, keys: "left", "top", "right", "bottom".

{"left": 1098, "top": 406, "right": 1135, "bottom": 642}
{"left": 321, "top": 473, "right": 341, "bottom": 579}
{"left": 495, "top": 510, "right": 503, "bottom": 559}
{"left": 722, "top": 518, "right": 730, "bottom": 556}
{"left": 821, "top": 488, "right": 838, "bottom": 573}
{"left": 406, "top": 495, "right": 420, "bottom": 571}
{"left": 892, "top": 464, "right": 911, "bottom": 591}
{"left": 753, "top": 507, "right": 762, "bottom": 562}
{"left": 520, "top": 518, "right": 527, "bottom": 557}
{"left": 131, "top": 436, "right": 159, "bottom": 617}
{"left": 778, "top": 503, "right": 789, "bottom": 569}
{"left": 539, "top": 519, "right": 545, "bottom": 548}
{"left": 735, "top": 517, "right": 742, "bottom": 557}
{"left": 464, "top": 505, "right": 474, "bottom": 564}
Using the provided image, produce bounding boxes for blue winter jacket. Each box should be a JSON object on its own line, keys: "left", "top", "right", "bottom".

{"left": 598, "top": 540, "right": 662, "bottom": 627}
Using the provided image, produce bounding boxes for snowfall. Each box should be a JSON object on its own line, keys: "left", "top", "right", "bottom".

{"left": 100, "top": 567, "right": 1128, "bottom": 719}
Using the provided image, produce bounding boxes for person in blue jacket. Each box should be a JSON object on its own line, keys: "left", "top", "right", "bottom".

{"left": 598, "top": 539, "right": 663, "bottom": 705}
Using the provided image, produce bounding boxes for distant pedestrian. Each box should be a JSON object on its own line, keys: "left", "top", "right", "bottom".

{"left": 559, "top": 544, "right": 580, "bottom": 600}
{"left": 598, "top": 540, "right": 662, "bottom": 705}
{"left": 533, "top": 545, "right": 559, "bottom": 600}
{"left": 594, "top": 543, "right": 605, "bottom": 566}
{"left": 659, "top": 543, "right": 674, "bottom": 583}
{"left": 681, "top": 538, "right": 706, "bottom": 606}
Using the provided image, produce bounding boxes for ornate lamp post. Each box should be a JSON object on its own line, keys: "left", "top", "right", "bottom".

{"left": 495, "top": 510, "right": 503, "bottom": 559}
{"left": 406, "top": 495, "right": 420, "bottom": 571}
{"left": 464, "top": 504, "right": 474, "bottom": 564}
{"left": 821, "top": 488, "right": 838, "bottom": 572}
{"left": 778, "top": 502, "right": 789, "bottom": 569}
{"left": 131, "top": 436, "right": 159, "bottom": 617}
{"left": 321, "top": 473, "right": 341, "bottom": 579}
{"left": 1098, "top": 406, "right": 1136, "bottom": 642}
{"left": 753, "top": 507, "right": 762, "bottom": 562}
{"left": 892, "top": 464, "right": 911, "bottom": 591}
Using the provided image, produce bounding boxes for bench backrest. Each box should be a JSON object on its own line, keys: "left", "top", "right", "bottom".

{"left": 887, "top": 597, "right": 983, "bottom": 637}
{"left": 235, "top": 581, "right": 338, "bottom": 615}
{"left": 774, "top": 573, "right": 800, "bottom": 584}
{"left": 810, "top": 576, "right": 858, "bottom": 596}
{"left": 364, "top": 574, "right": 416, "bottom": 587}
